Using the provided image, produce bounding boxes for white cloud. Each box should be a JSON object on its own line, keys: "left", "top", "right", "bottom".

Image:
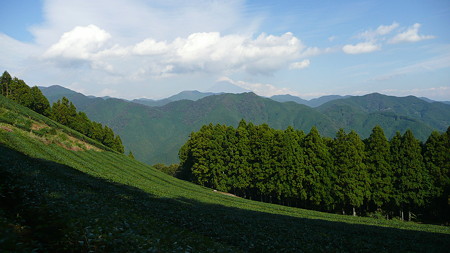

{"left": 342, "top": 42, "right": 380, "bottom": 54}
{"left": 133, "top": 39, "right": 170, "bottom": 55}
{"left": 358, "top": 22, "right": 399, "bottom": 40}
{"left": 343, "top": 22, "right": 400, "bottom": 55}
{"left": 43, "top": 25, "right": 111, "bottom": 61}
{"left": 218, "top": 76, "right": 300, "bottom": 97}
{"left": 299, "top": 46, "right": 335, "bottom": 58}
{"left": 42, "top": 26, "right": 305, "bottom": 76}
{"left": 289, "top": 59, "right": 310, "bottom": 69}
{"left": 389, "top": 23, "right": 434, "bottom": 44}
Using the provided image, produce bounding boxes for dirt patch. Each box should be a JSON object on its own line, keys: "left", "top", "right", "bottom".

{"left": 67, "top": 135, "right": 101, "bottom": 151}
{"left": 213, "top": 190, "right": 239, "bottom": 198}
{"left": 31, "top": 122, "right": 49, "bottom": 131}
{"left": 0, "top": 125, "right": 13, "bottom": 132}
{"left": 57, "top": 142, "right": 84, "bottom": 151}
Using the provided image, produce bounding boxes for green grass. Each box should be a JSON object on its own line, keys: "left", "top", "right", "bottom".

{"left": 1, "top": 95, "right": 450, "bottom": 252}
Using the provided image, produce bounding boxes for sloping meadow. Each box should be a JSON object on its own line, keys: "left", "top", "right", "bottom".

{"left": 1, "top": 95, "right": 449, "bottom": 252}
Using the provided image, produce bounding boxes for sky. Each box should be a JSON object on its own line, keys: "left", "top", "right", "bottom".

{"left": 1, "top": 0, "right": 449, "bottom": 100}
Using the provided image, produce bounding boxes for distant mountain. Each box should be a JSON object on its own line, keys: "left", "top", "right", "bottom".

{"left": 38, "top": 85, "right": 78, "bottom": 98}
{"left": 307, "top": 95, "right": 351, "bottom": 107}
{"left": 133, "top": 90, "right": 216, "bottom": 107}
{"left": 41, "top": 87, "right": 450, "bottom": 165}
{"left": 419, "top": 97, "right": 450, "bottom": 105}
{"left": 316, "top": 93, "right": 450, "bottom": 139}
{"left": 270, "top": 94, "right": 309, "bottom": 105}
{"left": 270, "top": 94, "right": 350, "bottom": 107}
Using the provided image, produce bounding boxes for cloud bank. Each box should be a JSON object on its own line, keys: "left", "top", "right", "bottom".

{"left": 43, "top": 25, "right": 307, "bottom": 77}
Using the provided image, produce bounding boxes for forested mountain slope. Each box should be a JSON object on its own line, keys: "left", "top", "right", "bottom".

{"left": 41, "top": 86, "right": 450, "bottom": 164}
{"left": 317, "top": 93, "right": 450, "bottom": 139}
{"left": 1, "top": 94, "right": 449, "bottom": 252}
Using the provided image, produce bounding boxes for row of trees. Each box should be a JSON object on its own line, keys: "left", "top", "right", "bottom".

{"left": 0, "top": 71, "right": 51, "bottom": 116}
{"left": 179, "top": 120, "right": 450, "bottom": 221}
{"left": 0, "top": 71, "right": 124, "bottom": 153}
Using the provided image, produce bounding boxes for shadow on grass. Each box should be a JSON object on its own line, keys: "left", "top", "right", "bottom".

{"left": 1, "top": 143, "right": 449, "bottom": 252}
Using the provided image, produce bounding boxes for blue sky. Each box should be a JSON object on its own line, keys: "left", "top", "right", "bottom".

{"left": 1, "top": 0, "right": 449, "bottom": 100}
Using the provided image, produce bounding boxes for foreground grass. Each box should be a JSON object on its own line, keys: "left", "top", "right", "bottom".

{"left": 1, "top": 97, "right": 449, "bottom": 252}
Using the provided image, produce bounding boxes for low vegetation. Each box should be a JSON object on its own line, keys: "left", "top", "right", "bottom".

{"left": 1, "top": 93, "right": 449, "bottom": 252}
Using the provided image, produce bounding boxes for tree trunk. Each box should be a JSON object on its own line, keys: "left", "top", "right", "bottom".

{"left": 408, "top": 210, "right": 412, "bottom": 221}
{"left": 342, "top": 208, "right": 345, "bottom": 215}
{"left": 352, "top": 206, "right": 356, "bottom": 216}
{"left": 401, "top": 210, "right": 404, "bottom": 221}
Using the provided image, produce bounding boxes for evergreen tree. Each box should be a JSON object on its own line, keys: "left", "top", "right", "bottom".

{"left": 52, "top": 97, "right": 74, "bottom": 125}
{"left": 228, "top": 120, "right": 251, "bottom": 196}
{"left": 423, "top": 130, "right": 450, "bottom": 219}
{"left": 332, "top": 129, "right": 369, "bottom": 216}
{"left": 392, "top": 130, "right": 429, "bottom": 221}
{"left": 114, "top": 135, "right": 125, "bottom": 153}
{"left": 302, "top": 126, "right": 333, "bottom": 210}
{"left": 30, "top": 86, "right": 51, "bottom": 116}
{"left": 102, "top": 126, "right": 116, "bottom": 149}
{"left": 365, "top": 125, "right": 393, "bottom": 212}
{"left": 0, "top": 71, "right": 12, "bottom": 96}
{"left": 188, "top": 124, "right": 215, "bottom": 187}
{"left": 278, "top": 126, "right": 306, "bottom": 205}
{"left": 9, "top": 78, "right": 33, "bottom": 108}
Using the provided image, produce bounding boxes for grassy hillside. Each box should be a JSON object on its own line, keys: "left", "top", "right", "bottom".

{"left": 1, "top": 94, "right": 449, "bottom": 252}
{"left": 41, "top": 86, "right": 450, "bottom": 164}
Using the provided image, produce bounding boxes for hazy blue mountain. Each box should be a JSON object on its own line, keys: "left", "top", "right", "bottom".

{"left": 270, "top": 94, "right": 350, "bottom": 107}
{"left": 133, "top": 90, "right": 216, "bottom": 107}
{"left": 270, "top": 94, "right": 309, "bottom": 104}
{"left": 419, "top": 96, "right": 450, "bottom": 105}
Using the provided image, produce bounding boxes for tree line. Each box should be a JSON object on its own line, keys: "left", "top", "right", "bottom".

{"left": 0, "top": 71, "right": 124, "bottom": 153}
{"left": 179, "top": 120, "right": 450, "bottom": 222}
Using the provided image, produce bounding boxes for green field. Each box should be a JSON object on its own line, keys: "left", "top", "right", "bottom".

{"left": 1, "top": 95, "right": 449, "bottom": 252}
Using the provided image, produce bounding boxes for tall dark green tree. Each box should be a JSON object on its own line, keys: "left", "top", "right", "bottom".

{"left": 423, "top": 129, "right": 450, "bottom": 219}
{"left": 228, "top": 120, "right": 251, "bottom": 196}
{"left": 9, "top": 78, "right": 33, "bottom": 108}
{"left": 30, "top": 86, "right": 51, "bottom": 116}
{"left": 302, "top": 126, "right": 333, "bottom": 210}
{"left": 51, "top": 97, "right": 76, "bottom": 126}
{"left": 392, "top": 130, "right": 430, "bottom": 221}
{"left": 364, "top": 125, "right": 393, "bottom": 212}
{"left": 0, "top": 71, "right": 12, "bottom": 96}
{"left": 332, "top": 129, "right": 370, "bottom": 216}
{"left": 277, "top": 126, "right": 306, "bottom": 205}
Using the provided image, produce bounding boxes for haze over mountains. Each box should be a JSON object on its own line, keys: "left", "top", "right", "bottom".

{"left": 40, "top": 85, "right": 450, "bottom": 165}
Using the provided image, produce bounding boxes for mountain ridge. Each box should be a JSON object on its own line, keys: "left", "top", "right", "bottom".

{"left": 40, "top": 86, "right": 450, "bottom": 164}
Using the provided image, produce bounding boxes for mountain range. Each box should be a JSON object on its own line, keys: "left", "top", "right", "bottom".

{"left": 40, "top": 85, "right": 450, "bottom": 165}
